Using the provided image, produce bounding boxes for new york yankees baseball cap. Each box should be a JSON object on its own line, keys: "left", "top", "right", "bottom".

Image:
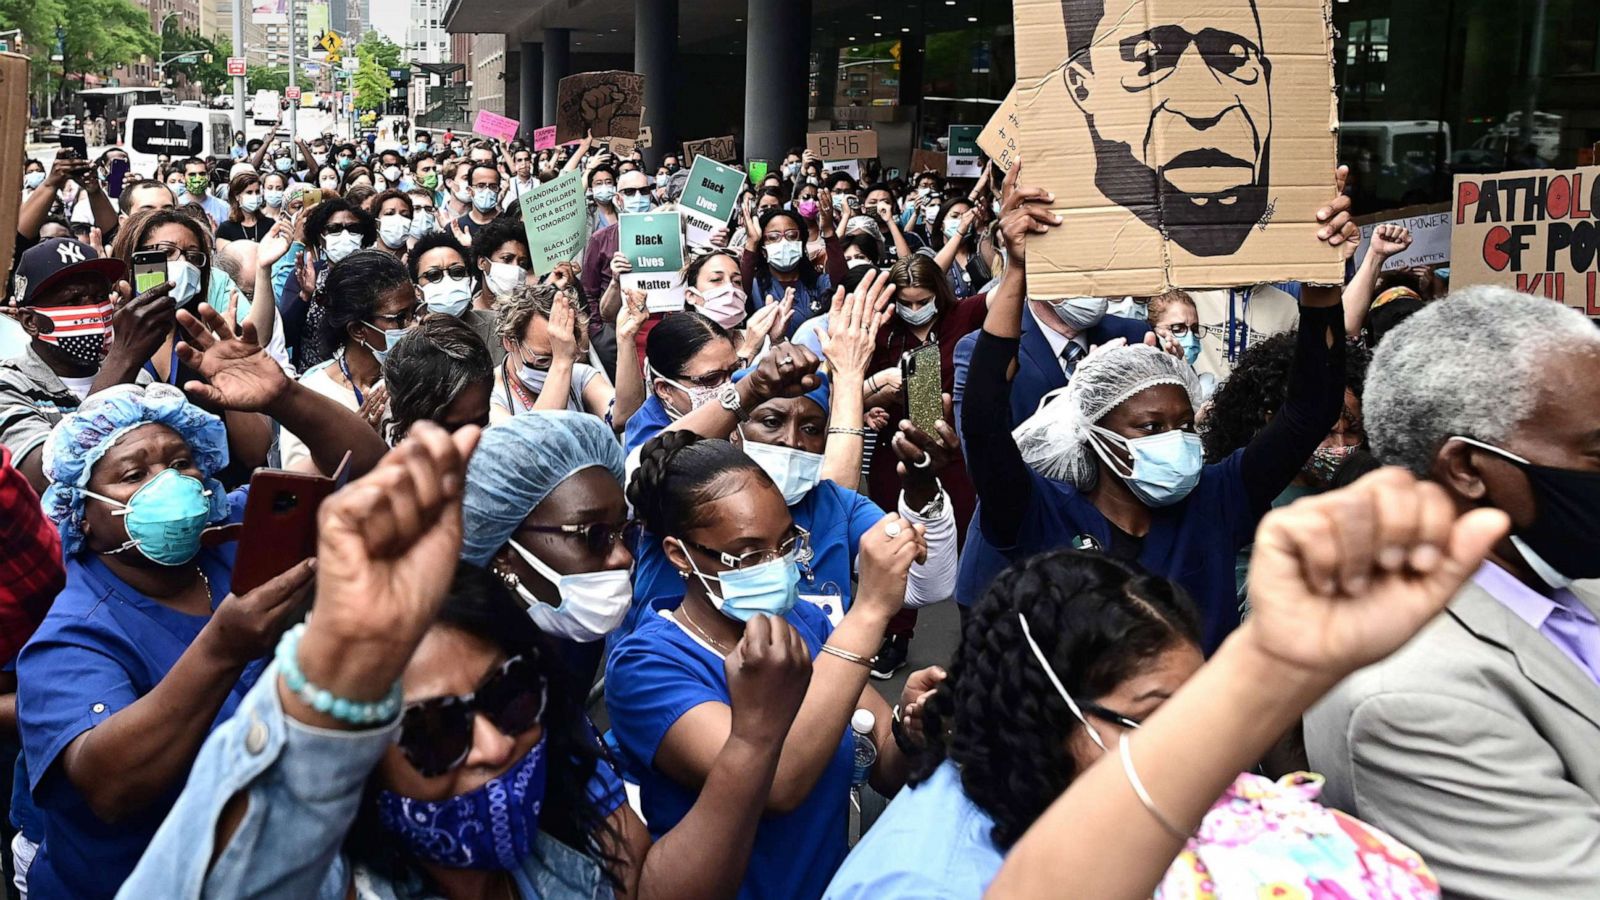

{"left": 12, "top": 238, "right": 127, "bottom": 308}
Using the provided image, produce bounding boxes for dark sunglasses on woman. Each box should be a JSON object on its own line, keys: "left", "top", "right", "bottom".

{"left": 397, "top": 654, "right": 548, "bottom": 777}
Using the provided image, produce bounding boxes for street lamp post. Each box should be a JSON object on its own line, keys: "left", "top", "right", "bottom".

{"left": 232, "top": 0, "right": 246, "bottom": 135}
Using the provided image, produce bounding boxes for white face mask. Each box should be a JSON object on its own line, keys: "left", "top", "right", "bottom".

{"left": 507, "top": 539, "right": 632, "bottom": 642}
{"left": 168, "top": 260, "right": 203, "bottom": 306}
{"left": 421, "top": 276, "right": 473, "bottom": 316}
{"left": 486, "top": 261, "right": 527, "bottom": 297}
{"left": 1048, "top": 295, "right": 1110, "bottom": 331}
{"left": 378, "top": 215, "right": 412, "bottom": 248}
{"left": 409, "top": 214, "right": 436, "bottom": 238}
{"left": 740, "top": 432, "right": 824, "bottom": 506}
{"left": 324, "top": 231, "right": 363, "bottom": 262}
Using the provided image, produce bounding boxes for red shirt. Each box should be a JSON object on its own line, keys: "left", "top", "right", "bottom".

{"left": 0, "top": 445, "right": 64, "bottom": 662}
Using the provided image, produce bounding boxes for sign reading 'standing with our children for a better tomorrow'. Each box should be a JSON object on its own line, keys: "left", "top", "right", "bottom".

{"left": 1450, "top": 167, "right": 1600, "bottom": 315}
{"left": 620, "top": 212, "right": 687, "bottom": 313}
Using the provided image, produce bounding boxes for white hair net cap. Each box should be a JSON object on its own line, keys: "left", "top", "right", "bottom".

{"left": 1011, "top": 344, "right": 1201, "bottom": 487}
{"left": 41, "top": 383, "right": 231, "bottom": 557}
{"left": 460, "top": 410, "right": 626, "bottom": 567}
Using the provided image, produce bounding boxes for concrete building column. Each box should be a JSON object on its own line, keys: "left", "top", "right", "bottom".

{"left": 519, "top": 41, "right": 541, "bottom": 137}
{"left": 542, "top": 28, "right": 571, "bottom": 125}
{"left": 744, "top": 0, "right": 810, "bottom": 165}
{"left": 635, "top": 0, "right": 677, "bottom": 168}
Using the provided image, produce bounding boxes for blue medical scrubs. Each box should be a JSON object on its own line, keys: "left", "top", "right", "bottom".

{"left": 606, "top": 599, "right": 852, "bottom": 900}
{"left": 16, "top": 489, "right": 253, "bottom": 900}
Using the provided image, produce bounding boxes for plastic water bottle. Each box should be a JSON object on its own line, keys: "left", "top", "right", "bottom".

{"left": 850, "top": 709, "right": 877, "bottom": 786}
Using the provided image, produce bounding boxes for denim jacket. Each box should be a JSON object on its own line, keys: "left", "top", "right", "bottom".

{"left": 118, "top": 661, "right": 611, "bottom": 900}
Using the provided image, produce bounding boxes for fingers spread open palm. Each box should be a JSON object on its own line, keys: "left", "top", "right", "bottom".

{"left": 176, "top": 304, "right": 288, "bottom": 411}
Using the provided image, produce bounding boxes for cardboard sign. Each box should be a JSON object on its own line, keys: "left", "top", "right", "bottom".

{"left": 684, "top": 136, "right": 737, "bottom": 165}
{"left": 807, "top": 130, "right": 878, "bottom": 161}
{"left": 1351, "top": 203, "right": 1452, "bottom": 272}
{"left": 555, "top": 70, "right": 644, "bottom": 144}
{"left": 910, "top": 149, "right": 947, "bottom": 177}
{"left": 1449, "top": 167, "right": 1600, "bottom": 314}
{"left": 517, "top": 170, "right": 587, "bottom": 277}
{"left": 679, "top": 155, "right": 747, "bottom": 246}
{"left": 472, "top": 109, "right": 519, "bottom": 143}
{"left": 947, "top": 125, "right": 982, "bottom": 177}
{"left": 1012, "top": 0, "right": 1342, "bottom": 296}
{"left": 748, "top": 159, "right": 770, "bottom": 186}
{"left": 619, "top": 212, "right": 687, "bottom": 312}
{"left": 0, "top": 54, "right": 26, "bottom": 282}
{"left": 533, "top": 125, "right": 557, "bottom": 151}
{"left": 978, "top": 87, "right": 1021, "bottom": 172}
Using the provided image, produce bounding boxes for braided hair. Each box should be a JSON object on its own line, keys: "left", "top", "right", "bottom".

{"left": 627, "top": 431, "right": 770, "bottom": 539}
{"left": 911, "top": 549, "right": 1201, "bottom": 850}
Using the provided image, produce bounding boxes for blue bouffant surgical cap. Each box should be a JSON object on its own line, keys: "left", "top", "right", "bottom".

{"left": 459, "top": 410, "right": 626, "bottom": 567}
{"left": 41, "top": 383, "right": 231, "bottom": 557}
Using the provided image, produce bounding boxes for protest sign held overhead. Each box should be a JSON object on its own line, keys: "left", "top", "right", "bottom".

{"left": 979, "top": 88, "right": 1022, "bottom": 173}
{"left": 807, "top": 130, "right": 879, "bottom": 161}
{"left": 517, "top": 170, "right": 587, "bottom": 277}
{"left": 683, "top": 136, "right": 738, "bottom": 164}
{"left": 471, "top": 110, "right": 520, "bottom": 144}
{"left": 1011, "top": 0, "right": 1343, "bottom": 297}
{"left": 1352, "top": 203, "right": 1451, "bottom": 272}
{"left": 620, "top": 211, "right": 687, "bottom": 313}
{"left": 910, "top": 149, "right": 948, "bottom": 177}
{"left": 1450, "top": 166, "right": 1600, "bottom": 314}
{"left": 747, "top": 159, "right": 770, "bottom": 186}
{"left": 946, "top": 126, "right": 983, "bottom": 178}
{"left": 679, "top": 155, "right": 747, "bottom": 247}
{"left": 555, "top": 71, "right": 645, "bottom": 144}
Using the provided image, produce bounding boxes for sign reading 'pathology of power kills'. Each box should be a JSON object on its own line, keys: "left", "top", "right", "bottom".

{"left": 620, "top": 212, "right": 687, "bottom": 313}
{"left": 1450, "top": 167, "right": 1600, "bottom": 315}
{"left": 1011, "top": 0, "right": 1343, "bottom": 297}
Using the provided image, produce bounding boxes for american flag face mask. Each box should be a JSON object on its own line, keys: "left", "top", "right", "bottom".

{"left": 34, "top": 301, "right": 113, "bottom": 367}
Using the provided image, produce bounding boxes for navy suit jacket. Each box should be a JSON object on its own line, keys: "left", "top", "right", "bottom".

{"left": 953, "top": 306, "right": 1152, "bottom": 432}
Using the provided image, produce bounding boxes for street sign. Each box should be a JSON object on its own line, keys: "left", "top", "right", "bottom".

{"left": 285, "top": 85, "right": 302, "bottom": 100}
{"left": 342, "top": 56, "right": 356, "bottom": 72}
{"left": 226, "top": 57, "right": 246, "bottom": 77}
{"left": 319, "top": 32, "right": 343, "bottom": 54}
{"left": 304, "top": 64, "right": 320, "bottom": 75}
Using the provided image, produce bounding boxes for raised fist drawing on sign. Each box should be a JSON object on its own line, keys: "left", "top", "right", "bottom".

{"left": 581, "top": 83, "right": 628, "bottom": 133}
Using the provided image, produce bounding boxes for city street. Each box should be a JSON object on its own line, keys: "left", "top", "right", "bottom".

{"left": 26, "top": 104, "right": 347, "bottom": 165}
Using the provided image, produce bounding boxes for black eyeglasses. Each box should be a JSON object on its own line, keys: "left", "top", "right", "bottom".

{"left": 418, "top": 264, "right": 470, "bottom": 285}
{"left": 397, "top": 655, "right": 547, "bottom": 777}
{"left": 1163, "top": 323, "right": 1207, "bottom": 338}
{"left": 1078, "top": 702, "right": 1143, "bottom": 731}
{"left": 675, "top": 367, "right": 735, "bottom": 389}
{"left": 519, "top": 519, "right": 642, "bottom": 556}
{"left": 323, "top": 222, "right": 362, "bottom": 236}
{"left": 138, "top": 242, "right": 207, "bottom": 269}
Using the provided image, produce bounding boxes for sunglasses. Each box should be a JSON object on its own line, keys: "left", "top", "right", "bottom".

{"left": 619, "top": 187, "right": 651, "bottom": 197}
{"left": 519, "top": 519, "right": 642, "bottom": 556}
{"left": 323, "top": 222, "right": 362, "bottom": 236}
{"left": 418, "top": 264, "right": 470, "bottom": 284}
{"left": 397, "top": 655, "right": 548, "bottom": 777}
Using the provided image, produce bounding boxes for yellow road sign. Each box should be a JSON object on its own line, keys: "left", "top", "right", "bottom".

{"left": 319, "top": 31, "right": 343, "bottom": 53}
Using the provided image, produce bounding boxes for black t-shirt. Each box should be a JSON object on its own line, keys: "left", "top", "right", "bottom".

{"left": 216, "top": 216, "right": 275, "bottom": 243}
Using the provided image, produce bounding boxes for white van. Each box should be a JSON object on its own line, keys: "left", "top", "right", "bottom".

{"left": 124, "top": 105, "right": 235, "bottom": 178}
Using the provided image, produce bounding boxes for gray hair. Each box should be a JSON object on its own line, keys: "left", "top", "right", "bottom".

{"left": 1365, "top": 285, "right": 1600, "bottom": 474}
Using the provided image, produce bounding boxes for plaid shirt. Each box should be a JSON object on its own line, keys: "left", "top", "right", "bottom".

{"left": 0, "top": 444, "right": 62, "bottom": 663}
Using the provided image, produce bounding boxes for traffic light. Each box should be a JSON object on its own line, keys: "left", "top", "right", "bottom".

{"left": 203, "top": 53, "right": 213, "bottom": 63}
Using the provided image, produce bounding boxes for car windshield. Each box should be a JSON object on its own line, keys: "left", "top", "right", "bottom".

{"left": 131, "top": 117, "right": 203, "bottom": 156}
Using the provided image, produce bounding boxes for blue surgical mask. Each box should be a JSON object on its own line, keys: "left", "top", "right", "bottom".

{"left": 240, "top": 192, "right": 263, "bottom": 212}
{"left": 1435, "top": 267, "right": 1450, "bottom": 281}
{"left": 422, "top": 276, "right": 472, "bottom": 316}
{"left": 377, "top": 737, "right": 548, "bottom": 870}
{"left": 168, "top": 260, "right": 203, "bottom": 307}
{"left": 896, "top": 300, "right": 937, "bottom": 327}
{"left": 591, "top": 184, "right": 617, "bottom": 205}
{"left": 84, "top": 468, "right": 214, "bottom": 565}
{"left": 622, "top": 192, "right": 653, "bottom": 214}
{"left": 263, "top": 189, "right": 285, "bottom": 208}
{"left": 324, "top": 231, "right": 363, "bottom": 262}
{"left": 361, "top": 323, "right": 411, "bottom": 364}
{"left": 943, "top": 219, "right": 963, "bottom": 242}
{"left": 766, "top": 239, "right": 803, "bottom": 271}
{"left": 684, "top": 549, "right": 801, "bottom": 622}
{"left": 1047, "top": 295, "right": 1109, "bottom": 331}
{"left": 274, "top": 157, "right": 294, "bottom": 173}
{"left": 473, "top": 186, "right": 499, "bottom": 211}
{"left": 1088, "top": 426, "right": 1204, "bottom": 507}
{"left": 1175, "top": 331, "right": 1201, "bottom": 364}
{"left": 740, "top": 433, "right": 823, "bottom": 506}
{"left": 409, "top": 214, "right": 436, "bottom": 239}
{"left": 24, "top": 172, "right": 45, "bottom": 190}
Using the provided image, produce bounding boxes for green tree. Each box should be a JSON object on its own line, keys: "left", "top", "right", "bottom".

{"left": 0, "top": 0, "right": 67, "bottom": 95}
{"left": 248, "top": 65, "right": 290, "bottom": 94}
{"left": 57, "top": 0, "right": 159, "bottom": 100}
{"left": 350, "top": 32, "right": 400, "bottom": 112}
{"left": 162, "top": 30, "right": 231, "bottom": 96}
{"left": 355, "top": 30, "right": 402, "bottom": 72}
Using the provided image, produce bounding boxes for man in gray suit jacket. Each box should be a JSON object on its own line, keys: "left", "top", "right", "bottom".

{"left": 1304, "top": 286, "right": 1600, "bottom": 898}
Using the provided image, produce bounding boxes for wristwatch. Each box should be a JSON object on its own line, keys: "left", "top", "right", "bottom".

{"left": 912, "top": 485, "right": 946, "bottom": 519}
{"left": 716, "top": 382, "right": 748, "bottom": 422}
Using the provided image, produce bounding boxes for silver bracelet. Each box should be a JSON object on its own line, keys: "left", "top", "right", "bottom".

{"left": 828, "top": 426, "right": 869, "bottom": 437}
{"left": 820, "top": 643, "right": 872, "bottom": 668}
{"left": 1117, "top": 734, "right": 1191, "bottom": 841}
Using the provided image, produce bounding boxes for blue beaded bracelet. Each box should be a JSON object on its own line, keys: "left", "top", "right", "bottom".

{"left": 275, "top": 623, "right": 404, "bottom": 726}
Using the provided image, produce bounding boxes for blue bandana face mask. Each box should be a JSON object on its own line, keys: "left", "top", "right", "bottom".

{"left": 377, "top": 737, "right": 549, "bottom": 870}
{"left": 83, "top": 468, "right": 214, "bottom": 565}
{"left": 1087, "top": 425, "right": 1204, "bottom": 507}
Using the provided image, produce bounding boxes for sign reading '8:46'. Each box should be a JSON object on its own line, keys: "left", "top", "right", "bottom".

{"left": 807, "top": 130, "right": 878, "bottom": 161}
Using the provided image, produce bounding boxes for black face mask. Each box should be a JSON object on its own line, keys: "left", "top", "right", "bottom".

{"left": 1457, "top": 436, "right": 1600, "bottom": 585}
